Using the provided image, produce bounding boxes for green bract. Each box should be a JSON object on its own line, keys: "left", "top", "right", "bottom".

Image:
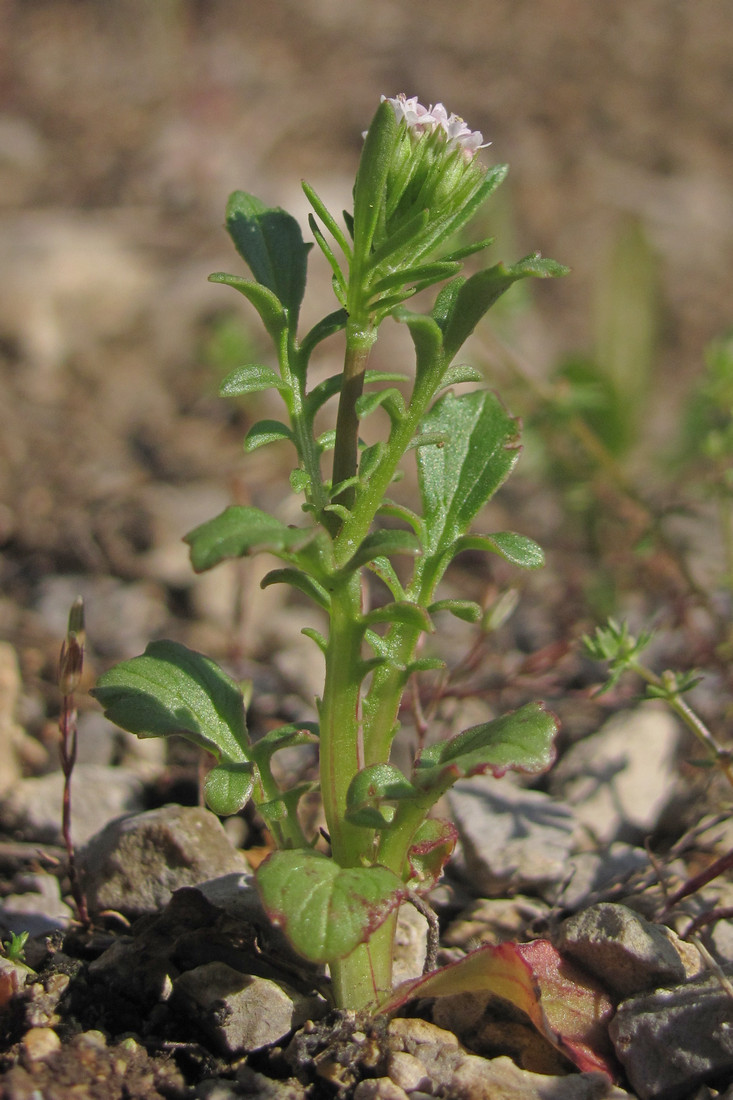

{"left": 92, "top": 95, "right": 567, "bottom": 1014}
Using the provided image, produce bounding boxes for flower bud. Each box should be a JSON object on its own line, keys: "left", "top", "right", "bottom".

{"left": 58, "top": 596, "right": 85, "bottom": 695}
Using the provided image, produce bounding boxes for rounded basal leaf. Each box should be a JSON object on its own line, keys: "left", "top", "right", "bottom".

{"left": 414, "top": 701, "right": 558, "bottom": 794}
{"left": 204, "top": 760, "right": 255, "bottom": 816}
{"left": 256, "top": 849, "right": 407, "bottom": 963}
{"left": 346, "top": 764, "right": 417, "bottom": 828}
{"left": 92, "top": 640, "right": 249, "bottom": 763}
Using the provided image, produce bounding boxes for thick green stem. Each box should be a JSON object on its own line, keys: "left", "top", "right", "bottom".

{"left": 319, "top": 571, "right": 370, "bottom": 865}
{"left": 332, "top": 323, "right": 377, "bottom": 511}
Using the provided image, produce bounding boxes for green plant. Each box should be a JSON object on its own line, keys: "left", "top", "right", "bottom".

{"left": 1, "top": 931, "right": 30, "bottom": 966}
{"left": 92, "top": 96, "right": 567, "bottom": 1015}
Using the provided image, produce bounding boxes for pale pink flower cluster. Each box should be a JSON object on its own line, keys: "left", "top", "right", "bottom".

{"left": 381, "top": 94, "right": 489, "bottom": 159}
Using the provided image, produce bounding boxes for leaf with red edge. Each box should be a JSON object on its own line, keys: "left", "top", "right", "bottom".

{"left": 256, "top": 848, "right": 407, "bottom": 964}
{"left": 405, "top": 818, "right": 458, "bottom": 891}
{"left": 515, "top": 940, "right": 617, "bottom": 1077}
{"left": 378, "top": 939, "right": 617, "bottom": 1081}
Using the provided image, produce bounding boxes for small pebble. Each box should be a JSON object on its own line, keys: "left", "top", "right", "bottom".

{"left": 21, "top": 1026, "right": 61, "bottom": 1062}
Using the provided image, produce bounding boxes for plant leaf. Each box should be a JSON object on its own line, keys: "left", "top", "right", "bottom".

{"left": 345, "top": 764, "right": 417, "bottom": 828}
{"left": 414, "top": 702, "right": 558, "bottom": 796}
{"left": 244, "top": 419, "right": 294, "bottom": 452}
{"left": 219, "top": 363, "right": 288, "bottom": 397}
{"left": 343, "top": 529, "right": 421, "bottom": 572}
{"left": 427, "top": 598, "right": 483, "bottom": 623}
{"left": 452, "top": 531, "right": 545, "bottom": 570}
{"left": 379, "top": 939, "right": 616, "bottom": 1079}
{"left": 363, "top": 601, "right": 433, "bottom": 633}
{"left": 256, "top": 849, "right": 407, "bottom": 963}
{"left": 185, "top": 505, "right": 318, "bottom": 572}
{"left": 261, "top": 567, "right": 331, "bottom": 610}
{"left": 225, "top": 191, "right": 311, "bottom": 319}
{"left": 405, "top": 818, "right": 458, "bottom": 890}
{"left": 204, "top": 761, "right": 256, "bottom": 816}
{"left": 208, "top": 272, "right": 287, "bottom": 343}
{"left": 417, "top": 390, "right": 520, "bottom": 560}
{"left": 92, "top": 640, "right": 248, "bottom": 763}
{"left": 515, "top": 940, "right": 617, "bottom": 1077}
{"left": 442, "top": 253, "right": 569, "bottom": 360}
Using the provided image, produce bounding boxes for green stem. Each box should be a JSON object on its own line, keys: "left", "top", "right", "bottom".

{"left": 319, "top": 571, "right": 370, "bottom": 865}
{"left": 632, "top": 662, "right": 733, "bottom": 789}
{"left": 331, "top": 322, "right": 377, "bottom": 511}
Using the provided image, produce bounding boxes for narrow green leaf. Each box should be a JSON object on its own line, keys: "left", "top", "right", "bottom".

{"left": 219, "top": 363, "right": 288, "bottom": 397}
{"left": 428, "top": 599, "right": 483, "bottom": 623}
{"left": 301, "top": 180, "right": 352, "bottom": 260}
{"left": 299, "top": 308, "right": 348, "bottom": 361}
{"left": 301, "top": 626, "right": 328, "bottom": 654}
{"left": 355, "top": 388, "right": 406, "bottom": 423}
{"left": 443, "top": 253, "right": 569, "bottom": 360}
{"left": 363, "top": 601, "right": 433, "bottom": 632}
{"left": 437, "top": 364, "right": 483, "bottom": 390}
{"left": 261, "top": 567, "right": 331, "bottom": 610}
{"left": 371, "top": 261, "right": 461, "bottom": 295}
{"left": 452, "top": 531, "right": 545, "bottom": 570}
{"left": 352, "top": 100, "right": 397, "bottom": 267}
{"left": 256, "top": 849, "right": 407, "bottom": 963}
{"left": 344, "top": 529, "right": 421, "bottom": 572}
{"left": 366, "top": 556, "right": 406, "bottom": 601}
{"left": 225, "top": 191, "right": 311, "bottom": 318}
{"left": 250, "top": 724, "right": 319, "bottom": 770}
{"left": 244, "top": 419, "right": 294, "bottom": 452}
{"left": 92, "top": 640, "right": 248, "bottom": 763}
{"left": 414, "top": 702, "right": 558, "bottom": 796}
{"left": 208, "top": 272, "right": 287, "bottom": 342}
{"left": 204, "top": 761, "right": 255, "bottom": 816}
{"left": 185, "top": 505, "right": 317, "bottom": 572}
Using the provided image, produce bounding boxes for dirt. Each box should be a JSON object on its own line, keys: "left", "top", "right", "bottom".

{"left": 1, "top": 2, "right": 733, "bottom": 1097}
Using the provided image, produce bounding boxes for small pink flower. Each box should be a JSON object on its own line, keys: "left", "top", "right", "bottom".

{"left": 381, "top": 94, "right": 489, "bottom": 159}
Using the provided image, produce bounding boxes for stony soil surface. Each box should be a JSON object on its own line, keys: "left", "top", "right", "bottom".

{"left": 1, "top": 3, "right": 733, "bottom": 1098}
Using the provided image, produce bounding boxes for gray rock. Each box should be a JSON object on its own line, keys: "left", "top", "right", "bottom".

{"left": 387, "top": 1018, "right": 630, "bottom": 1099}
{"left": 550, "top": 705, "right": 679, "bottom": 844}
{"left": 0, "top": 764, "right": 146, "bottom": 844}
{"left": 197, "top": 1066, "right": 309, "bottom": 1099}
{"left": 443, "top": 895, "right": 550, "bottom": 950}
{"left": 353, "top": 1078, "right": 410, "bottom": 1100}
{"left": 447, "top": 777, "right": 577, "bottom": 898}
{"left": 557, "top": 903, "right": 686, "bottom": 997}
{"left": 609, "top": 973, "right": 733, "bottom": 1100}
{"left": 393, "top": 902, "right": 428, "bottom": 984}
{"left": 555, "top": 845, "right": 650, "bottom": 910}
{"left": 79, "top": 804, "right": 249, "bottom": 918}
{"left": 0, "top": 876, "right": 74, "bottom": 937}
{"left": 173, "top": 962, "right": 321, "bottom": 1054}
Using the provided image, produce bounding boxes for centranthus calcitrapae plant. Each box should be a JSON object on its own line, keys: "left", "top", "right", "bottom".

{"left": 92, "top": 96, "right": 567, "bottom": 1013}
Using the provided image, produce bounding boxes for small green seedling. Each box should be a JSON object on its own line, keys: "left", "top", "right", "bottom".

{"left": 93, "top": 96, "right": 567, "bottom": 1015}
{"left": 1, "top": 931, "right": 29, "bottom": 965}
